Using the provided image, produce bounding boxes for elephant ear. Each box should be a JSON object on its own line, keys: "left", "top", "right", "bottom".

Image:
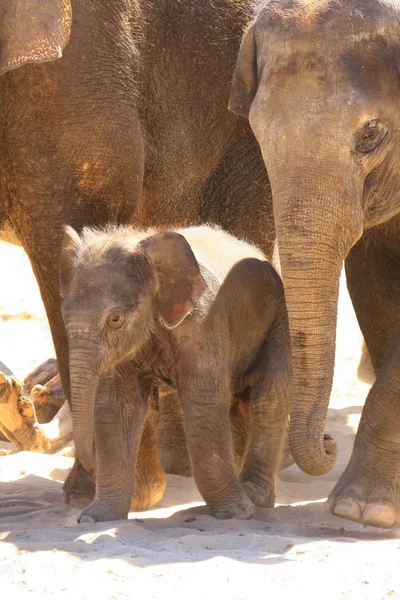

{"left": 59, "top": 225, "right": 81, "bottom": 298}
{"left": 228, "top": 22, "right": 258, "bottom": 119}
{"left": 139, "top": 231, "right": 206, "bottom": 329}
{"left": 0, "top": 0, "right": 72, "bottom": 77}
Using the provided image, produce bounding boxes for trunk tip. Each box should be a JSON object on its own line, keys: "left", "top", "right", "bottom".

{"left": 75, "top": 447, "right": 95, "bottom": 473}
{"left": 80, "top": 456, "right": 96, "bottom": 472}
{"left": 289, "top": 429, "right": 337, "bottom": 476}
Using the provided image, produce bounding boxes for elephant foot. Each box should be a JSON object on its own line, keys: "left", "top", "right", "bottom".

{"left": 63, "top": 458, "right": 95, "bottom": 508}
{"left": 326, "top": 430, "right": 400, "bottom": 528}
{"left": 78, "top": 502, "right": 127, "bottom": 524}
{"left": 241, "top": 477, "right": 275, "bottom": 508}
{"left": 209, "top": 489, "right": 255, "bottom": 520}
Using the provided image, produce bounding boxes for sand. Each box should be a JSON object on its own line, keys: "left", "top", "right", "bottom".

{"left": 0, "top": 240, "right": 399, "bottom": 599}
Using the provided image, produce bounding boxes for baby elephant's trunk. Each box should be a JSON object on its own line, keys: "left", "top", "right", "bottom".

{"left": 69, "top": 347, "right": 100, "bottom": 472}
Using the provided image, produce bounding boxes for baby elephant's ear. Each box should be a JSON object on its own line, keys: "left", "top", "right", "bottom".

{"left": 139, "top": 231, "right": 206, "bottom": 329}
{"left": 59, "top": 225, "right": 81, "bottom": 298}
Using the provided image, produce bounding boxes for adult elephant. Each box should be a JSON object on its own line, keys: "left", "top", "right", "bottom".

{"left": 0, "top": 1, "right": 273, "bottom": 504}
{"left": 229, "top": 0, "right": 400, "bottom": 527}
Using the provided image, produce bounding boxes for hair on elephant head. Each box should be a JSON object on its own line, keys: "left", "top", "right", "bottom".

{"left": 0, "top": 0, "right": 72, "bottom": 76}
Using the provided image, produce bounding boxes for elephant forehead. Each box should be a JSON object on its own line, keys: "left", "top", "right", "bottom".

{"left": 64, "top": 267, "right": 149, "bottom": 309}
{"left": 258, "top": 0, "right": 398, "bottom": 32}
{"left": 257, "top": 0, "right": 400, "bottom": 69}
{"left": 256, "top": 12, "right": 400, "bottom": 120}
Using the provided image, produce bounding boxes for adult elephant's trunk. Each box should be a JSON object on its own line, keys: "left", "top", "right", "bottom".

{"left": 272, "top": 166, "right": 364, "bottom": 476}
{"left": 69, "top": 342, "right": 101, "bottom": 472}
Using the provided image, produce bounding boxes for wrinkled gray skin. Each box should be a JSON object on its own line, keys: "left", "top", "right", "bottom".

{"left": 0, "top": 0, "right": 273, "bottom": 505}
{"left": 153, "top": 381, "right": 295, "bottom": 477}
{"left": 60, "top": 225, "right": 291, "bottom": 523}
{"left": 229, "top": 0, "right": 400, "bottom": 527}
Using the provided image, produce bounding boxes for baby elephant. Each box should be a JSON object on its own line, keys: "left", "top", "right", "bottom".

{"left": 60, "top": 225, "right": 291, "bottom": 523}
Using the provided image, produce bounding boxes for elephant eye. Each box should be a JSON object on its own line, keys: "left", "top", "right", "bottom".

{"left": 107, "top": 311, "right": 126, "bottom": 330}
{"left": 355, "top": 120, "right": 388, "bottom": 154}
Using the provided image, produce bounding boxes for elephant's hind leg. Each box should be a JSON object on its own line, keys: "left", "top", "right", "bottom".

{"left": 239, "top": 324, "right": 291, "bottom": 508}
{"left": 153, "top": 382, "right": 192, "bottom": 477}
{"left": 239, "top": 383, "right": 288, "bottom": 508}
{"left": 130, "top": 410, "right": 166, "bottom": 512}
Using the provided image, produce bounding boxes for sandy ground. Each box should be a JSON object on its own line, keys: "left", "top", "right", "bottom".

{"left": 0, "top": 240, "right": 399, "bottom": 599}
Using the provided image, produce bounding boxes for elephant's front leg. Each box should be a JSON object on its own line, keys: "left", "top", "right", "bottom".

{"left": 326, "top": 230, "right": 400, "bottom": 528}
{"left": 154, "top": 382, "right": 192, "bottom": 476}
{"left": 326, "top": 334, "right": 400, "bottom": 528}
{"left": 178, "top": 373, "right": 255, "bottom": 520}
{"left": 78, "top": 368, "right": 149, "bottom": 524}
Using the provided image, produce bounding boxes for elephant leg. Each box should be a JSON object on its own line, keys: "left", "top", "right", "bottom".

{"left": 239, "top": 320, "right": 291, "bottom": 507}
{"left": 130, "top": 409, "right": 167, "bottom": 512}
{"left": 78, "top": 368, "right": 149, "bottom": 524}
{"left": 326, "top": 232, "right": 400, "bottom": 527}
{"left": 231, "top": 397, "right": 294, "bottom": 477}
{"left": 154, "top": 382, "right": 192, "bottom": 476}
{"left": 179, "top": 377, "right": 255, "bottom": 520}
{"left": 239, "top": 380, "right": 289, "bottom": 508}
{"left": 345, "top": 229, "right": 400, "bottom": 373}
{"left": 230, "top": 401, "right": 250, "bottom": 473}
{"left": 326, "top": 334, "right": 400, "bottom": 528}
{"left": 65, "top": 403, "right": 167, "bottom": 513}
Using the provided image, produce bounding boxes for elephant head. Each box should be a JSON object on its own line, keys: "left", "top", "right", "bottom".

{"left": 229, "top": 0, "right": 400, "bottom": 476}
{"left": 59, "top": 226, "right": 205, "bottom": 471}
{"left": 0, "top": 0, "right": 72, "bottom": 76}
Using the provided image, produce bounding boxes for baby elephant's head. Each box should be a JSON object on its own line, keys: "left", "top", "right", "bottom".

{"left": 60, "top": 225, "right": 206, "bottom": 370}
{"left": 59, "top": 225, "right": 205, "bottom": 471}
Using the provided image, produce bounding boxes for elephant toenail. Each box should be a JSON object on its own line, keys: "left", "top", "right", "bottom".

{"left": 79, "top": 515, "right": 96, "bottom": 524}
{"left": 325, "top": 496, "right": 335, "bottom": 513}
{"left": 332, "top": 498, "right": 362, "bottom": 522}
{"left": 362, "top": 504, "right": 395, "bottom": 529}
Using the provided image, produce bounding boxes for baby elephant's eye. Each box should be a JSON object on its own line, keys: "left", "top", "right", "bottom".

{"left": 107, "top": 311, "right": 126, "bottom": 330}
{"left": 355, "top": 120, "right": 388, "bottom": 154}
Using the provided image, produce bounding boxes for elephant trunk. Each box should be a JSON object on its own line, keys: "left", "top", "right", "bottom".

{"left": 272, "top": 168, "right": 363, "bottom": 476}
{"left": 69, "top": 342, "right": 101, "bottom": 472}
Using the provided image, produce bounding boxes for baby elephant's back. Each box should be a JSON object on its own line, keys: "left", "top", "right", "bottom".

{"left": 179, "top": 226, "right": 285, "bottom": 334}
{"left": 178, "top": 226, "right": 270, "bottom": 280}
